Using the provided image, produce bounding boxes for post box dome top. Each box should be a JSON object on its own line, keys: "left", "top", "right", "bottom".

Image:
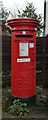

{"left": 7, "top": 18, "right": 39, "bottom": 31}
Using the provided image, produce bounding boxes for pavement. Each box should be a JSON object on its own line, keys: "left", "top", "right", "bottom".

{"left": 2, "top": 86, "right": 47, "bottom": 119}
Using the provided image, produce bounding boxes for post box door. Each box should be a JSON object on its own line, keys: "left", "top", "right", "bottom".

{"left": 15, "top": 39, "right": 36, "bottom": 91}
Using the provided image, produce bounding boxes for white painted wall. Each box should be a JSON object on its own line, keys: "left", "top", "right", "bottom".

{"left": 45, "top": 1, "right": 48, "bottom": 35}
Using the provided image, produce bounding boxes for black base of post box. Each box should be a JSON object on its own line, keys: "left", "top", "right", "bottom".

{"left": 11, "top": 94, "right": 36, "bottom": 107}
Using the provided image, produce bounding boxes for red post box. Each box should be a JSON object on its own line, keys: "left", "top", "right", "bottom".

{"left": 7, "top": 18, "right": 39, "bottom": 105}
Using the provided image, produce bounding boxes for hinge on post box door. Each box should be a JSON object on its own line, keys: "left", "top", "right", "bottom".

{"left": 14, "top": 40, "right": 19, "bottom": 42}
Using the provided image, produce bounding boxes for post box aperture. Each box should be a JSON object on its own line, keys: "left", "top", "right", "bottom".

{"left": 7, "top": 18, "right": 39, "bottom": 105}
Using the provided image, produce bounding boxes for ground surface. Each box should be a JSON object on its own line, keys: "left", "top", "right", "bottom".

{"left": 2, "top": 86, "right": 48, "bottom": 119}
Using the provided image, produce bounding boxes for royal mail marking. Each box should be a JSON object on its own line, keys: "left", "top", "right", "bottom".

{"left": 29, "top": 43, "right": 34, "bottom": 48}
{"left": 17, "top": 58, "right": 30, "bottom": 62}
{"left": 22, "top": 31, "right": 26, "bottom": 34}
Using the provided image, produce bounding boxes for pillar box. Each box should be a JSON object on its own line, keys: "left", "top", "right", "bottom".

{"left": 7, "top": 18, "right": 39, "bottom": 105}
